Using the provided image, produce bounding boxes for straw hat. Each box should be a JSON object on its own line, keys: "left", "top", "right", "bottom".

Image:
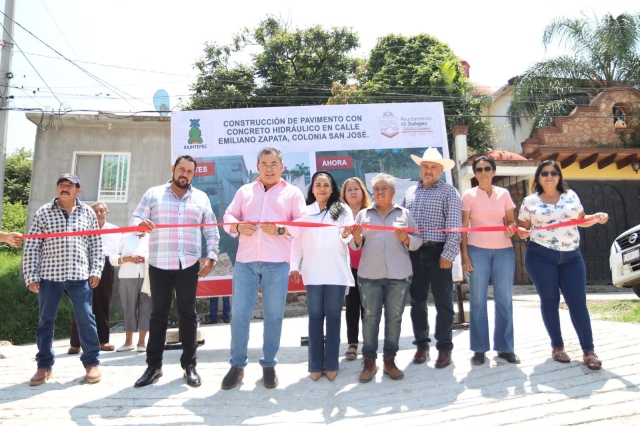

{"left": 410, "top": 148, "right": 455, "bottom": 171}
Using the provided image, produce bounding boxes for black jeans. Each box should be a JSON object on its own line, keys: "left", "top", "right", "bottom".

{"left": 409, "top": 244, "right": 455, "bottom": 352}
{"left": 146, "top": 261, "right": 199, "bottom": 370}
{"left": 70, "top": 257, "right": 113, "bottom": 346}
{"left": 345, "top": 268, "right": 364, "bottom": 344}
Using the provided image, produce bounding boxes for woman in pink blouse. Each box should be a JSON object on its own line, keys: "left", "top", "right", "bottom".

{"left": 461, "top": 156, "right": 519, "bottom": 366}
{"left": 340, "top": 177, "right": 373, "bottom": 361}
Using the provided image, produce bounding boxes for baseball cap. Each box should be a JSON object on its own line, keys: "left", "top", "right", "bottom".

{"left": 56, "top": 173, "right": 81, "bottom": 186}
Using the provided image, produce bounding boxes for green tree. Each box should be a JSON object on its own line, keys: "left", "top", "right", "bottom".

{"left": 4, "top": 148, "right": 32, "bottom": 205}
{"left": 508, "top": 12, "right": 640, "bottom": 135}
{"left": 184, "top": 16, "right": 361, "bottom": 110}
{"left": 330, "top": 34, "right": 494, "bottom": 153}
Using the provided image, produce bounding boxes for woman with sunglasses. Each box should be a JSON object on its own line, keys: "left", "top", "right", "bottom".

{"left": 290, "top": 171, "right": 354, "bottom": 381}
{"left": 340, "top": 177, "right": 373, "bottom": 361}
{"left": 461, "top": 156, "right": 519, "bottom": 366}
{"left": 518, "top": 160, "right": 608, "bottom": 370}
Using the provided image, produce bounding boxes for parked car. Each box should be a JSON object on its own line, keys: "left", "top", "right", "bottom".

{"left": 609, "top": 224, "right": 640, "bottom": 298}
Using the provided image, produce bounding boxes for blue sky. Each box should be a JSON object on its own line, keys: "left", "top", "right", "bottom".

{"left": 0, "top": 0, "right": 633, "bottom": 154}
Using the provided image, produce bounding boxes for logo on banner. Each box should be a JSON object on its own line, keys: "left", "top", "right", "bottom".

{"left": 380, "top": 112, "right": 399, "bottom": 138}
{"left": 316, "top": 155, "right": 354, "bottom": 170}
{"left": 185, "top": 119, "right": 207, "bottom": 149}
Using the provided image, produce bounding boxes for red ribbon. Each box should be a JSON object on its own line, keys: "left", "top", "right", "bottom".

{"left": 22, "top": 218, "right": 597, "bottom": 239}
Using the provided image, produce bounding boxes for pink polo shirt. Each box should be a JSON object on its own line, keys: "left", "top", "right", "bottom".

{"left": 461, "top": 186, "right": 515, "bottom": 249}
{"left": 223, "top": 178, "right": 308, "bottom": 263}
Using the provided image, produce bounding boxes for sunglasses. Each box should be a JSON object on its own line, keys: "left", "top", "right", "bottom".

{"left": 540, "top": 171, "right": 560, "bottom": 177}
{"left": 475, "top": 166, "right": 493, "bottom": 173}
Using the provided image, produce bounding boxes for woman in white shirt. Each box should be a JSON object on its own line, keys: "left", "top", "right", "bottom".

{"left": 110, "top": 232, "right": 152, "bottom": 352}
{"left": 290, "top": 171, "right": 354, "bottom": 381}
{"left": 518, "top": 160, "right": 608, "bottom": 370}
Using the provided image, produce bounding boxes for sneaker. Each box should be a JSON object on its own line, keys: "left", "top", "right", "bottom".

{"left": 221, "top": 366, "right": 244, "bottom": 390}
{"left": 29, "top": 368, "right": 52, "bottom": 386}
{"left": 86, "top": 366, "right": 102, "bottom": 384}
{"left": 263, "top": 367, "right": 279, "bottom": 389}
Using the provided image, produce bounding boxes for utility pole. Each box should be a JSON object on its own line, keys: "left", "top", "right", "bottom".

{"left": 0, "top": 0, "right": 15, "bottom": 228}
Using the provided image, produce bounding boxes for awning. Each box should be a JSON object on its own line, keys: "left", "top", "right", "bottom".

{"left": 526, "top": 147, "right": 640, "bottom": 171}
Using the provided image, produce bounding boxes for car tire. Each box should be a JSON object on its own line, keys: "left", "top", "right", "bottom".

{"left": 633, "top": 285, "right": 640, "bottom": 299}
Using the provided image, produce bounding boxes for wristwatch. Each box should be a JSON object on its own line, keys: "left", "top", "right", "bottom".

{"left": 277, "top": 226, "right": 286, "bottom": 235}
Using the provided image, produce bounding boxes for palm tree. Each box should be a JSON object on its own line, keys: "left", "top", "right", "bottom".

{"left": 508, "top": 12, "right": 640, "bottom": 135}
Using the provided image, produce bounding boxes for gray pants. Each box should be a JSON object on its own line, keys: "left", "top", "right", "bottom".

{"left": 119, "top": 277, "right": 152, "bottom": 332}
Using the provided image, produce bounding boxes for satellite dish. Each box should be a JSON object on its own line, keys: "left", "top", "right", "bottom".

{"left": 153, "top": 89, "right": 170, "bottom": 116}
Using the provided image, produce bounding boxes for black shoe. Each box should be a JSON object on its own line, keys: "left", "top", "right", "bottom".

{"left": 498, "top": 352, "right": 521, "bottom": 364}
{"left": 263, "top": 367, "right": 279, "bottom": 389}
{"left": 183, "top": 366, "right": 201, "bottom": 387}
{"left": 134, "top": 367, "right": 162, "bottom": 388}
{"left": 221, "top": 366, "right": 244, "bottom": 390}
{"left": 471, "top": 352, "right": 486, "bottom": 365}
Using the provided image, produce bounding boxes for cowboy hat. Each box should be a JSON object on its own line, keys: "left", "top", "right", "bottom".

{"left": 410, "top": 148, "right": 455, "bottom": 171}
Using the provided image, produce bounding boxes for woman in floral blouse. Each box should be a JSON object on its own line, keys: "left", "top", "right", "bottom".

{"left": 518, "top": 160, "right": 608, "bottom": 370}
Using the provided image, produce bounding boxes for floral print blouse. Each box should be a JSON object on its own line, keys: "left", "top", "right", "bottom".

{"left": 518, "top": 190, "right": 584, "bottom": 251}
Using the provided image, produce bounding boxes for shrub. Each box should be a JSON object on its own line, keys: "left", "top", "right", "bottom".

{"left": 0, "top": 252, "right": 73, "bottom": 345}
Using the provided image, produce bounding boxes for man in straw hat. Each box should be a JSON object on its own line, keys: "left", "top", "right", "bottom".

{"left": 402, "top": 148, "right": 461, "bottom": 368}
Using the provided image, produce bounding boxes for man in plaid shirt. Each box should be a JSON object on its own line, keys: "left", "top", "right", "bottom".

{"left": 23, "top": 173, "right": 104, "bottom": 386}
{"left": 402, "top": 148, "right": 462, "bottom": 369}
{"left": 131, "top": 155, "right": 219, "bottom": 388}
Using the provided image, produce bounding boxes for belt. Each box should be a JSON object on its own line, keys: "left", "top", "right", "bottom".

{"left": 421, "top": 241, "right": 444, "bottom": 248}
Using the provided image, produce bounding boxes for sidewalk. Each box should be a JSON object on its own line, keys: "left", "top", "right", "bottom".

{"left": 1, "top": 292, "right": 639, "bottom": 425}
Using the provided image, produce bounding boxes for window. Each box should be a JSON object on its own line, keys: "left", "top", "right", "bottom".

{"left": 73, "top": 152, "right": 130, "bottom": 202}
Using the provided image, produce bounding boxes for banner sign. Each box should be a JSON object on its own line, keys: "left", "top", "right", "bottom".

{"left": 171, "top": 102, "right": 450, "bottom": 296}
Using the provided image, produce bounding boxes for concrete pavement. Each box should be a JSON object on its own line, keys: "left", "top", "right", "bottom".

{"left": 1, "top": 292, "right": 639, "bottom": 425}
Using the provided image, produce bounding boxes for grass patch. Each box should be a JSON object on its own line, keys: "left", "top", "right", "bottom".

{"left": 0, "top": 252, "right": 74, "bottom": 345}
{"left": 587, "top": 300, "right": 640, "bottom": 324}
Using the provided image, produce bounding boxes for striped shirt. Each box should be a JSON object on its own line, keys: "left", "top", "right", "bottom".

{"left": 23, "top": 198, "right": 104, "bottom": 284}
{"left": 131, "top": 182, "right": 220, "bottom": 270}
{"left": 401, "top": 180, "right": 462, "bottom": 261}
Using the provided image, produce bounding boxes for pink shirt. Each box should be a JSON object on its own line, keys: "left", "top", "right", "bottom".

{"left": 461, "top": 186, "right": 515, "bottom": 249}
{"left": 223, "top": 178, "right": 308, "bottom": 263}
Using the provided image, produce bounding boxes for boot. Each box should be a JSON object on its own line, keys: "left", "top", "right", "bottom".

{"left": 383, "top": 356, "right": 404, "bottom": 380}
{"left": 359, "top": 357, "right": 377, "bottom": 383}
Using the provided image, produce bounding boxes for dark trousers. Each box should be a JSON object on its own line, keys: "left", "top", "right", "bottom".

{"left": 345, "top": 268, "right": 364, "bottom": 344}
{"left": 409, "top": 244, "right": 455, "bottom": 352}
{"left": 146, "top": 261, "right": 199, "bottom": 370}
{"left": 70, "top": 257, "right": 113, "bottom": 346}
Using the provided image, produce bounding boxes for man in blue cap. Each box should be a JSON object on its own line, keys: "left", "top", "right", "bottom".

{"left": 23, "top": 173, "right": 104, "bottom": 386}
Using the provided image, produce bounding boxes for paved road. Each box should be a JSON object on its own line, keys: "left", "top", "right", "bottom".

{"left": 1, "top": 294, "right": 639, "bottom": 425}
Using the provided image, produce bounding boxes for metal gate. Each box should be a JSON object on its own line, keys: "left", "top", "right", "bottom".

{"left": 569, "top": 180, "right": 640, "bottom": 283}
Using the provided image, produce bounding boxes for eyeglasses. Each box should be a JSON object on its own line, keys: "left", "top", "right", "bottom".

{"left": 540, "top": 171, "right": 560, "bottom": 177}
{"left": 259, "top": 162, "right": 280, "bottom": 170}
{"left": 475, "top": 166, "right": 493, "bottom": 173}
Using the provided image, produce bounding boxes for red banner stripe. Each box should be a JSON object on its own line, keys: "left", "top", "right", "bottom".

{"left": 22, "top": 218, "right": 597, "bottom": 239}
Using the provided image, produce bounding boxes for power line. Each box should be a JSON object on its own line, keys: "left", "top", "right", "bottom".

{"left": 39, "top": 0, "right": 79, "bottom": 60}
{"left": 0, "top": 22, "right": 62, "bottom": 106}
{"left": 0, "top": 11, "right": 147, "bottom": 111}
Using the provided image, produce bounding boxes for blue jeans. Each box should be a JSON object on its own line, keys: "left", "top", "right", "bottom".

{"left": 525, "top": 241, "right": 594, "bottom": 351}
{"left": 36, "top": 279, "right": 100, "bottom": 369}
{"left": 467, "top": 245, "right": 515, "bottom": 353}
{"left": 306, "top": 285, "right": 347, "bottom": 372}
{"left": 409, "top": 245, "right": 455, "bottom": 352}
{"left": 210, "top": 297, "right": 231, "bottom": 320}
{"left": 359, "top": 276, "right": 411, "bottom": 359}
{"left": 230, "top": 261, "right": 289, "bottom": 368}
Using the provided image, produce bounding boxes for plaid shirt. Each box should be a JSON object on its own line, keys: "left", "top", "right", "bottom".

{"left": 23, "top": 198, "right": 104, "bottom": 284}
{"left": 401, "top": 180, "right": 462, "bottom": 261}
{"left": 131, "top": 182, "right": 219, "bottom": 270}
